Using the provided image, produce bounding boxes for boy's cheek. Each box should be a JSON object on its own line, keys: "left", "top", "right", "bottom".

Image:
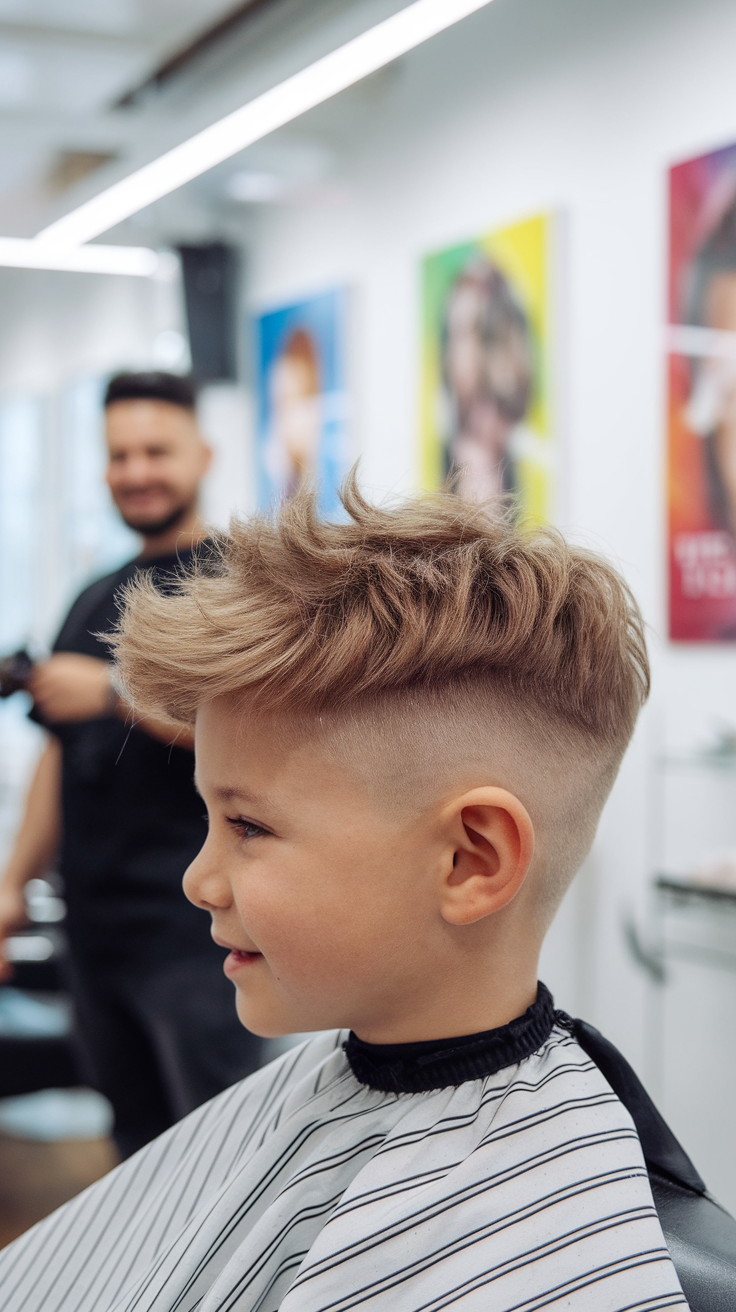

{"left": 234, "top": 883, "right": 336, "bottom": 959}
{"left": 231, "top": 859, "right": 406, "bottom": 979}
{"left": 231, "top": 955, "right": 335, "bottom": 1037}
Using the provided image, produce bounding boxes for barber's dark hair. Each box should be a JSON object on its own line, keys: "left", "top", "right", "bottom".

{"left": 104, "top": 371, "right": 197, "bottom": 412}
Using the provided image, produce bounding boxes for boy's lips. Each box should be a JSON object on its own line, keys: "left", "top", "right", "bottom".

{"left": 212, "top": 933, "right": 264, "bottom": 974}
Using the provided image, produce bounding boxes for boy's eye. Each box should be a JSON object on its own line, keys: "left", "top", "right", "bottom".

{"left": 226, "top": 816, "right": 269, "bottom": 841}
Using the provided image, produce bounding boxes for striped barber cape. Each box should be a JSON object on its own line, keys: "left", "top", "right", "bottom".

{"left": 0, "top": 996, "right": 687, "bottom": 1312}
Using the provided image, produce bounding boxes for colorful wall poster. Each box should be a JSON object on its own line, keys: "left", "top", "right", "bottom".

{"left": 420, "top": 213, "right": 555, "bottom": 524}
{"left": 668, "top": 144, "right": 736, "bottom": 640}
{"left": 254, "top": 288, "right": 350, "bottom": 516}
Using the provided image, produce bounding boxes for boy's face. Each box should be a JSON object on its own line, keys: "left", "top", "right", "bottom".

{"left": 186, "top": 696, "right": 454, "bottom": 1041}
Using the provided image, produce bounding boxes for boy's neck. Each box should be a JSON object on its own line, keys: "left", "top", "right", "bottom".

{"left": 344, "top": 982, "right": 554, "bottom": 1091}
{"left": 351, "top": 962, "right": 539, "bottom": 1047}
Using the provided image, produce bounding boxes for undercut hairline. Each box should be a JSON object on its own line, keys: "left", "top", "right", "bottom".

{"left": 218, "top": 679, "right": 616, "bottom": 917}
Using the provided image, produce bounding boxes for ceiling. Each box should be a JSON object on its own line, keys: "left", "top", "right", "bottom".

{"left": 0, "top": 0, "right": 413, "bottom": 245}
{"left": 0, "top": 0, "right": 253, "bottom": 233}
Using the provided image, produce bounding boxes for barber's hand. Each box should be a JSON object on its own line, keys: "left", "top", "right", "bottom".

{"left": 0, "top": 881, "right": 28, "bottom": 981}
{"left": 28, "top": 654, "right": 116, "bottom": 724}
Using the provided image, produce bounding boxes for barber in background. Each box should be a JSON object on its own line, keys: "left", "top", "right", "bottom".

{"left": 0, "top": 371, "right": 263, "bottom": 1158}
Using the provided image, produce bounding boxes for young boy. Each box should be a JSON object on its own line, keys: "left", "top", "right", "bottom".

{"left": 0, "top": 483, "right": 687, "bottom": 1310}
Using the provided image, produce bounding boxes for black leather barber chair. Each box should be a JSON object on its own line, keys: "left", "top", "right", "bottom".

{"left": 567, "top": 1016, "right": 736, "bottom": 1311}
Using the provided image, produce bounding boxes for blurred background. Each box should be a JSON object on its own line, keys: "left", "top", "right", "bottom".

{"left": 2, "top": 0, "right": 736, "bottom": 1243}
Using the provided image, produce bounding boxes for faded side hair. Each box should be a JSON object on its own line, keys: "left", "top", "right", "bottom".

{"left": 111, "top": 478, "right": 649, "bottom": 765}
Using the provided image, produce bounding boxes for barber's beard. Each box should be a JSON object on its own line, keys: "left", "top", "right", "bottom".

{"left": 119, "top": 500, "right": 194, "bottom": 537}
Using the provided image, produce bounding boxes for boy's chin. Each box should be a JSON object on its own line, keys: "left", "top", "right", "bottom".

{"left": 234, "top": 990, "right": 323, "bottom": 1040}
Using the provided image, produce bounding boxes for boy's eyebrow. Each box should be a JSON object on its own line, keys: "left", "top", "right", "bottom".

{"left": 194, "top": 777, "right": 271, "bottom": 809}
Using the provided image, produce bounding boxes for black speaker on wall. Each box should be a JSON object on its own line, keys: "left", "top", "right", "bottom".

{"left": 178, "top": 243, "right": 240, "bottom": 381}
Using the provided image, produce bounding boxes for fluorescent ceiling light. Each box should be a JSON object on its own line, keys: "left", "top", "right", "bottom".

{"left": 0, "top": 237, "right": 160, "bottom": 276}
{"left": 35, "top": 0, "right": 495, "bottom": 251}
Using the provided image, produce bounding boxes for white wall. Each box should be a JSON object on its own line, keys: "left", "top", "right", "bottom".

{"left": 238, "top": 0, "right": 736, "bottom": 1199}
{"left": 0, "top": 266, "right": 182, "bottom": 394}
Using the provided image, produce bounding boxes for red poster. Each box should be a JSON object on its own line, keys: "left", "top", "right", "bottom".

{"left": 669, "top": 144, "right": 736, "bottom": 640}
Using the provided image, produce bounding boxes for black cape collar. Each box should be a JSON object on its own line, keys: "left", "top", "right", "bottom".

{"left": 344, "top": 982, "right": 555, "bottom": 1093}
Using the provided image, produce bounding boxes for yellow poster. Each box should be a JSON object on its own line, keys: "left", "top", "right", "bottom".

{"left": 419, "top": 214, "right": 555, "bottom": 524}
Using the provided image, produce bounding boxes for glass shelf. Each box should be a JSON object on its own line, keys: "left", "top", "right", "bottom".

{"left": 656, "top": 876, "right": 736, "bottom": 905}
{"left": 655, "top": 754, "right": 736, "bottom": 772}
{"left": 651, "top": 876, "right": 736, "bottom": 974}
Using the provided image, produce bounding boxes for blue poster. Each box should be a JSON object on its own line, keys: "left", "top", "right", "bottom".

{"left": 254, "top": 288, "right": 350, "bottom": 515}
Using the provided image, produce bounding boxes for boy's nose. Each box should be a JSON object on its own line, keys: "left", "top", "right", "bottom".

{"left": 183, "top": 840, "right": 232, "bottom": 911}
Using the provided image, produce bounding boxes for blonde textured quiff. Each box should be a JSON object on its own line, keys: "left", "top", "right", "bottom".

{"left": 111, "top": 478, "right": 649, "bottom": 768}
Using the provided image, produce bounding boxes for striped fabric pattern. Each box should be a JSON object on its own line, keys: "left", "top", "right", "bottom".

{"left": 0, "top": 1025, "right": 687, "bottom": 1311}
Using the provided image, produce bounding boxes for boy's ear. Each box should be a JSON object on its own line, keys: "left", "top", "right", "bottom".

{"left": 440, "top": 788, "right": 535, "bottom": 926}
